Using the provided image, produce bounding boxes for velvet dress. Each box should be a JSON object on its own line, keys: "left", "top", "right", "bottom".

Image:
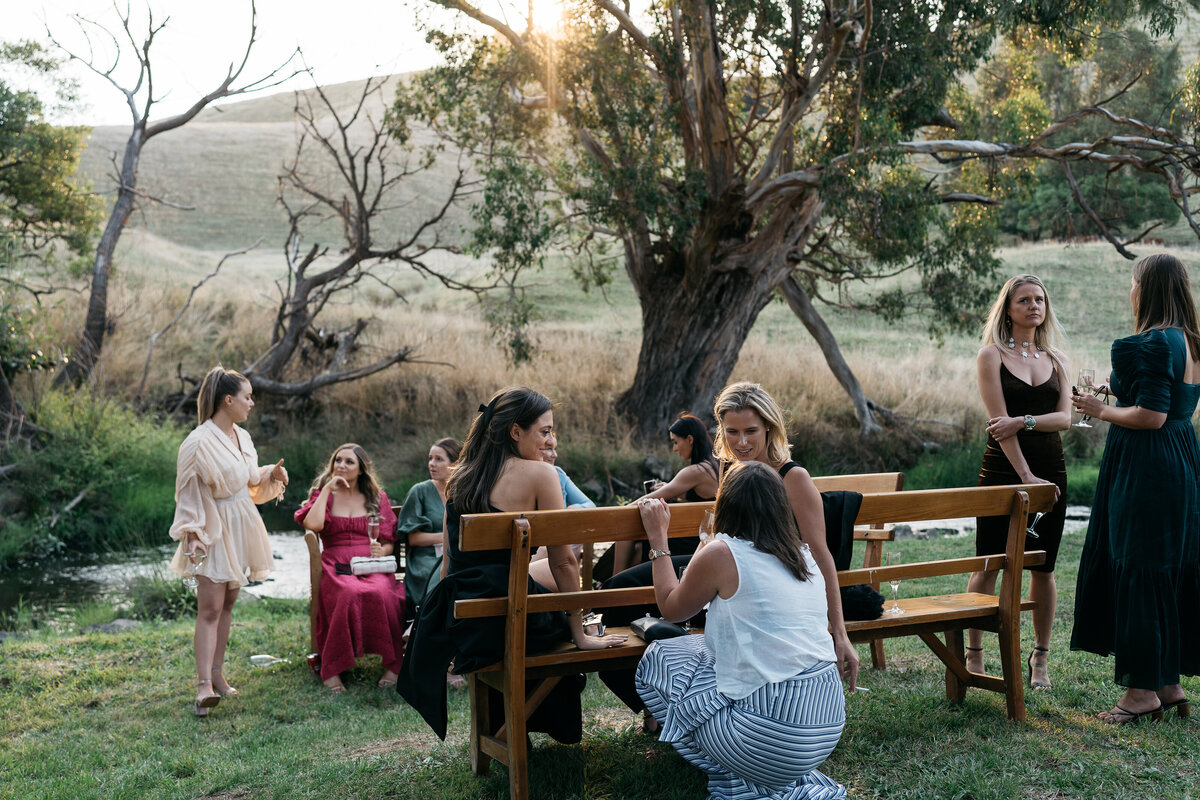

{"left": 975, "top": 363, "right": 1068, "bottom": 571}
{"left": 295, "top": 491, "right": 405, "bottom": 681}
{"left": 1071, "top": 328, "right": 1200, "bottom": 689}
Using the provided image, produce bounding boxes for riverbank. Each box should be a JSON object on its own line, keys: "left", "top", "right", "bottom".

{"left": 2, "top": 530, "right": 1195, "bottom": 800}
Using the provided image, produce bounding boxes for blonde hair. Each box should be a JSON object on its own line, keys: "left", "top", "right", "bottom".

{"left": 1133, "top": 253, "right": 1200, "bottom": 359}
{"left": 980, "top": 275, "right": 1067, "bottom": 371}
{"left": 712, "top": 382, "right": 792, "bottom": 466}
{"left": 196, "top": 366, "right": 249, "bottom": 426}
{"left": 309, "top": 443, "right": 383, "bottom": 516}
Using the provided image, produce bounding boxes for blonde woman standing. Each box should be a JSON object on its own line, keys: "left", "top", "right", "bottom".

{"left": 169, "top": 367, "right": 288, "bottom": 716}
{"left": 966, "top": 276, "right": 1069, "bottom": 689}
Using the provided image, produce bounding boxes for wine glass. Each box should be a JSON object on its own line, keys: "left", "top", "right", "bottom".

{"left": 885, "top": 552, "right": 905, "bottom": 615}
{"left": 1026, "top": 511, "right": 1044, "bottom": 540}
{"left": 367, "top": 515, "right": 381, "bottom": 545}
{"left": 183, "top": 549, "right": 206, "bottom": 589}
{"left": 698, "top": 508, "right": 715, "bottom": 546}
{"left": 1073, "top": 369, "right": 1096, "bottom": 427}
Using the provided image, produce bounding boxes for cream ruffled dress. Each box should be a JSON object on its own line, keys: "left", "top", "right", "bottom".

{"left": 168, "top": 419, "right": 284, "bottom": 586}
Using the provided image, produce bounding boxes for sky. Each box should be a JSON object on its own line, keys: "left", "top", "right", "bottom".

{"left": 2, "top": 0, "right": 467, "bottom": 125}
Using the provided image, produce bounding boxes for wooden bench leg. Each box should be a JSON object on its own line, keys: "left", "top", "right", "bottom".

{"left": 944, "top": 630, "right": 968, "bottom": 704}
{"left": 864, "top": 540, "right": 887, "bottom": 670}
{"left": 505, "top": 677, "right": 530, "bottom": 800}
{"left": 869, "top": 638, "right": 887, "bottom": 670}
{"left": 468, "top": 674, "right": 491, "bottom": 776}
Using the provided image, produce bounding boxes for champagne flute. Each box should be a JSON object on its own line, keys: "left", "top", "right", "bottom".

{"left": 885, "top": 552, "right": 905, "bottom": 615}
{"left": 183, "top": 549, "right": 206, "bottom": 589}
{"left": 367, "top": 515, "right": 381, "bottom": 546}
{"left": 1025, "top": 511, "right": 1044, "bottom": 540}
{"left": 1073, "top": 369, "right": 1095, "bottom": 427}
{"left": 698, "top": 508, "right": 715, "bottom": 546}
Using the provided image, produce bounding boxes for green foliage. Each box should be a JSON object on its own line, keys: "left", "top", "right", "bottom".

{"left": 126, "top": 573, "right": 197, "bottom": 621}
{"left": 0, "top": 391, "right": 183, "bottom": 567}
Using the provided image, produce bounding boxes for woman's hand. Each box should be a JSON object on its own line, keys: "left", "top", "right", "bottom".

{"left": 270, "top": 459, "right": 289, "bottom": 485}
{"left": 326, "top": 475, "right": 351, "bottom": 492}
{"left": 368, "top": 540, "right": 384, "bottom": 557}
{"left": 834, "top": 634, "right": 859, "bottom": 690}
{"left": 187, "top": 537, "right": 207, "bottom": 558}
{"left": 574, "top": 630, "right": 629, "bottom": 650}
{"left": 637, "top": 497, "right": 671, "bottom": 550}
{"left": 985, "top": 415, "right": 1023, "bottom": 442}
{"left": 1072, "top": 389, "right": 1107, "bottom": 421}
{"left": 1017, "top": 474, "right": 1061, "bottom": 502}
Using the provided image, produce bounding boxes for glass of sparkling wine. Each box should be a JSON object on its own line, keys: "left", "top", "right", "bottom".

{"left": 885, "top": 552, "right": 904, "bottom": 615}
{"left": 183, "top": 549, "right": 206, "bottom": 589}
{"left": 698, "top": 508, "right": 715, "bottom": 546}
{"left": 1073, "top": 369, "right": 1095, "bottom": 427}
{"left": 367, "top": 515, "right": 381, "bottom": 544}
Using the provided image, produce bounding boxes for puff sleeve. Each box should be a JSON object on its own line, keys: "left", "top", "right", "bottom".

{"left": 1110, "top": 329, "right": 1173, "bottom": 414}
{"left": 169, "top": 435, "right": 215, "bottom": 546}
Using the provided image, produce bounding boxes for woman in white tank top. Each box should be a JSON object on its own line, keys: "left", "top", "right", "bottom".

{"left": 633, "top": 460, "right": 847, "bottom": 800}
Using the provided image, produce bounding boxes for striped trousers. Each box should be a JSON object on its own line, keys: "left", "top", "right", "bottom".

{"left": 636, "top": 635, "right": 846, "bottom": 800}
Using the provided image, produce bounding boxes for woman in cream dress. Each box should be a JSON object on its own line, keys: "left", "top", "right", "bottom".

{"left": 168, "top": 366, "right": 288, "bottom": 716}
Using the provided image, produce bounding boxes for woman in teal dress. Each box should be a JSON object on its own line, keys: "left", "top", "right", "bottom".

{"left": 1071, "top": 253, "right": 1200, "bottom": 724}
{"left": 396, "top": 438, "right": 460, "bottom": 613}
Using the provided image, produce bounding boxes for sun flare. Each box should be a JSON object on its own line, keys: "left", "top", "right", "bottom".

{"left": 524, "top": 0, "right": 567, "bottom": 35}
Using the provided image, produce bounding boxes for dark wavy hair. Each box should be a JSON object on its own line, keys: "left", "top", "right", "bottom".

{"left": 712, "top": 461, "right": 812, "bottom": 582}
{"left": 196, "top": 365, "right": 248, "bottom": 426}
{"left": 309, "top": 443, "right": 383, "bottom": 515}
{"left": 668, "top": 413, "right": 718, "bottom": 475}
{"left": 447, "top": 387, "right": 553, "bottom": 515}
{"left": 1133, "top": 253, "right": 1200, "bottom": 359}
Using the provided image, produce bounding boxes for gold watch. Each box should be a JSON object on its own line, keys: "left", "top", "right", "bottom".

{"left": 648, "top": 548, "right": 671, "bottom": 561}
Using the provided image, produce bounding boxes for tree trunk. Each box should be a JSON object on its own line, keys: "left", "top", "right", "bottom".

{"left": 56, "top": 128, "right": 144, "bottom": 387}
{"left": 780, "top": 276, "right": 889, "bottom": 438}
{"left": 616, "top": 259, "right": 778, "bottom": 440}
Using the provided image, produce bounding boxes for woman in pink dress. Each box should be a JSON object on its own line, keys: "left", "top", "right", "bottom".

{"left": 296, "top": 443, "right": 403, "bottom": 692}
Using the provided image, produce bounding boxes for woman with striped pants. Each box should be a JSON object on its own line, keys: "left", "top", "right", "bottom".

{"left": 634, "top": 461, "right": 846, "bottom": 800}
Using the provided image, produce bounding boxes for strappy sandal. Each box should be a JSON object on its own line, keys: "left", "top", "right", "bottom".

{"left": 1098, "top": 704, "right": 1164, "bottom": 725}
{"left": 1026, "top": 646, "right": 1051, "bottom": 690}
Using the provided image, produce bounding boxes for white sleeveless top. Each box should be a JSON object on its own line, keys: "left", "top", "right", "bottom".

{"left": 704, "top": 533, "right": 836, "bottom": 699}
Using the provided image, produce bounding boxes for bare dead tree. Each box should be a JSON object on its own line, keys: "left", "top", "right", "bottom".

{"left": 49, "top": 1, "right": 303, "bottom": 387}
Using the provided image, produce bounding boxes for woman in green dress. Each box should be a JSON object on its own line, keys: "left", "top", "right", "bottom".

{"left": 1071, "top": 253, "right": 1200, "bottom": 724}
{"left": 396, "top": 438, "right": 461, "bottom": 614}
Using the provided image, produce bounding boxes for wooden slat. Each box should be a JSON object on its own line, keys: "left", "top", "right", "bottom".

{"left": 458, "top": 483, "right": 1058, "bottom": 551}
{"left": 456, "top": 586, "right": 656, "bottom": 619}
{"left": 838, "top": 551, "right": 1046, "bottom": 587}
{"left": 853, "top": 527, "right": 896, "bottom": 542}
{"left": 812, "top": 472, "right": 903, "bottom": 493}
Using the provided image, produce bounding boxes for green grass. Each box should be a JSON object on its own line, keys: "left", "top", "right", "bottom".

{"left": 2, "top": 530, "right": 1197, "bottom": 800}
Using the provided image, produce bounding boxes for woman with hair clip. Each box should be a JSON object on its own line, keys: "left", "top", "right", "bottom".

{"left": 1071, "top": 253, "right": 1200, "bottom": 724}
{"left": 634, "top": 461, "right": 846, "bottom": 800}
{"left": 168, "top": 366, "right": 288, "bottom": 716}
{"left": 296, "top": 444, "right": 402, "bottom": 692}
{"left": 611, "top": 412, "right": 719, "bottom": 574}
{"left": 711, "top": 381, "right": 859, "bottom": 691}
{"left": 396, "top": 387, "right": 627, "bottom": 741}
{"left": 965, "top": 275, "right": 1069, "bottom": 688}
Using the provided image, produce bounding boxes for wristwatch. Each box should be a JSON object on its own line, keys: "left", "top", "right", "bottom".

{"left": 1023, "top": 414, "right": 1037, "bottom": 431}
{"left": 648, "top": 548, "right": 672, "bottom": 561}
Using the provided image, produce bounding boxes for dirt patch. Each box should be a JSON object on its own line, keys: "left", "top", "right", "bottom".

{"left": 588, "top": 707, "right": 639, "bottom": 734}
{"left": 343, "top": 733, "right": 442, "bottom": 759}
{"left": 196, "top": 791, "right": 251, "bottom": 800}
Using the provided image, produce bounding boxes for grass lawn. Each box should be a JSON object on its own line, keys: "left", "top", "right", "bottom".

{"left": 2, "top": 528, "right": 1196, "bottom": 800}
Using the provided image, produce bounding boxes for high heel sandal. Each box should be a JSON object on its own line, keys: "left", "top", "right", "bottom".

{"left": 1159, "top": 697, "right": 1190, "bottom": 719}
{"left": 1026, "top": 646, "right": 1051, "bottom": 690}
{"left": 1098, "top": 704, "right": 1164, "bottom": 725}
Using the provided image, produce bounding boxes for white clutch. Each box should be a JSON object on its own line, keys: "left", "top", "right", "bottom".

{"left": 350, "top": 556, "right": 397, "bottom": 575}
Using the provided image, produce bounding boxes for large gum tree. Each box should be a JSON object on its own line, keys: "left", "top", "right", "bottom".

{"left": 403, "top": 0, "right": 1195, "bottom": 440}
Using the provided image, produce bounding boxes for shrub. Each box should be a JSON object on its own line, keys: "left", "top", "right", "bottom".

{"left": 0, "top": 390, "right": 183, "bottom": 566}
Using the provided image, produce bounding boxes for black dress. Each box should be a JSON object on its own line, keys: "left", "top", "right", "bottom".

{"left": 1071, "top": 328, "right": 1200, "bottom": 689}
{"left": 395, "top": 498, "right": 583, "bottom": 741}
{"left": 975, "top": 363, "right": 1067, "bottom": 572}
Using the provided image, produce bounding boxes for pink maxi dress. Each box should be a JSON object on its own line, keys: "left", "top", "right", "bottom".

{"left": 295, "top": 491, "right": 405, "bottom": 680}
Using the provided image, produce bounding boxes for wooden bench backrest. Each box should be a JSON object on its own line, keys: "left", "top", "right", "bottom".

{"left": 812, "top": 471, "right": 903, "bottom": 494}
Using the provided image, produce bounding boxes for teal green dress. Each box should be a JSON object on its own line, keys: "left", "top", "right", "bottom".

{"left": 1071, "top": 328, "right": 1200, "bottom": 689}
{"left": 396, "top": 480, "right": 446, "bottom": 608}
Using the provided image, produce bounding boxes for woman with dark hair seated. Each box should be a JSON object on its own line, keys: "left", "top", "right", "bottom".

{"left": 396, "top": 387, "right": 626, "bottom": 741}
{"left": 611, "top": 413, "right": 719, "bottom": 574}
{"left": 296, "top": 444, "right": 402, "bottom": 692}
{"left": 634, "top": 461, "right": 847, "bottom": 800}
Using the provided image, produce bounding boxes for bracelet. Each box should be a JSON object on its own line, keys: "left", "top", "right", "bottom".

{"left": 648, "top": 548, "right": 672, "bottom": 561}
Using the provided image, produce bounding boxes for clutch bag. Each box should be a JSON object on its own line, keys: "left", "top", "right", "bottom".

{"left": 630, "top": 614, "right": 687, "bottom": 642}
{"left": 350, "top": 556, "right": 397, "bottom": 575}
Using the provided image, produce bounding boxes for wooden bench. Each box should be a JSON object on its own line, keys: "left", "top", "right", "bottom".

{"left": 453, "top": 482, "right": 1055, "bottom": 800}
{"left": 303, "top": 504, "right": 405, "bottom": 655}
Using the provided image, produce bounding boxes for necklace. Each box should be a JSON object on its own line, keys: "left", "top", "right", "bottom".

{"left": 1007, "top": 337, "right": 1044, "bottom": 359}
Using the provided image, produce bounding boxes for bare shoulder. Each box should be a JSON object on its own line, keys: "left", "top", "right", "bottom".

{"left": 977, "top": 344, "right": 1002, "bottom": 366}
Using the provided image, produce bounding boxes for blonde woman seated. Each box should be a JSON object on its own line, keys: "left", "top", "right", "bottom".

{"left": 635, "top": 461, "right": 846, "bottom": 800}
{"left": 296, "top": 444, "right": 403, "bottom": 692}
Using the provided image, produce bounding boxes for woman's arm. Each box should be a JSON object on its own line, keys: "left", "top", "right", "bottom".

{"left": 783, "top": 466, "right": 859, "bottom": 690}
{"left": 643, "top": 464, "right": 708, "bottom": 501}
{"left": 298, "top": 477, "right": 347, "bottom": 533}
{"left": 1073, "top": 393, "right": 1167, "bottom": 430}
{"left": 558, "top": 468, "right": 596, "bottom": 508}
{"left": 637, "top": 499, "right": 733, "bottom": 622}
{"left": 398, "top": 486, "right": 444, "bottom": 547}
